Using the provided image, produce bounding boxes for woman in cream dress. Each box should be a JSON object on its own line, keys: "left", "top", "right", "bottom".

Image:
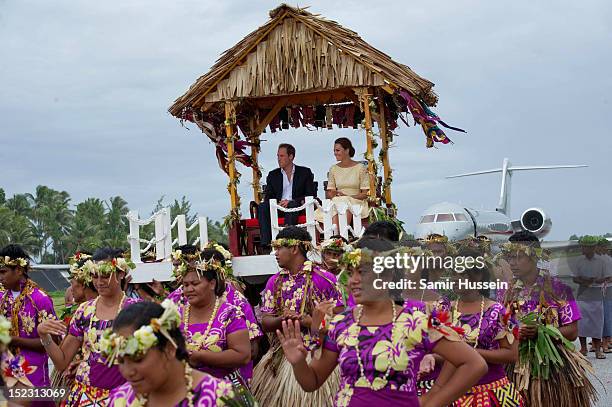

{"left": 315, "top": 137, "right": 369, "bottom": 232}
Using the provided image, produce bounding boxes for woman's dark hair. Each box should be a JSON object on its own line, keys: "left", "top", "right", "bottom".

{"left": 196, "top": 248, "right": 226, "bottom": 297}
{"left": 334, "top": 137, "right": 355, "bottom": 157}
{"left": 364, "top": 221, "right": 400, "bottom": 242}
{"left": 0, "top": 244, "right": 31, "bottom": 277}
{"left": 277, "top": 226, "right": 312, "bottom": 257}
{"left": 92, "top": 247, "right": 125, "bottom": 261}
{"left": 114, "top": 301, "right": 189, "bottom": 361}
{"left": 177, "top": 244, "right": 199, "bottom": 256}
{"left": 508, "top": 231, "right": 540, "bottom": 248}
{"left": 329, "top": 235, "right": 349, "bottom": 244}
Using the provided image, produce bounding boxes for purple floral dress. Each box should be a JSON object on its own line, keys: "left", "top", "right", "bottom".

{"left": 260, "top": 261, "right": 343, "bottom": 350}
{"left": 496, "top": 275, "right": 581, "bottom": 327}
{"left": 179, "top": 300, "right": 248, "bottom": 379}
{"left": 324, "top": 304, "right": 459, "bottom": 407}
{"left": 108, "top": 372, "right": 235, "bottom": 406}
{"left": 68, "top": 297, "right": 140, "bottom": 392}
{"left": 0, "top": 280, "right": 57, "bottom": 388}
{"left": 452, "top": 302, "right": 518, "bottom": 385}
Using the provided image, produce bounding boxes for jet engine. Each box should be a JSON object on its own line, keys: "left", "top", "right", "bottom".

{"left": 520, "top": 208, "right": 552, "bottom": 237}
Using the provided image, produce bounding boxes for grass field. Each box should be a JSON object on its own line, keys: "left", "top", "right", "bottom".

{"left": 49, "top": 290, "right": 66, "bottom": 314}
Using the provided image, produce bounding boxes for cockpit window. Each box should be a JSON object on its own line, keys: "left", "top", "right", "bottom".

{"left": 420, "top": 215, "right": 435, "bottom": 223}
{"left": 436, "top": 213, "right": 454, "bottom": 222}
{"left": 454, "top": 213, "right": 468, "bottom": 221}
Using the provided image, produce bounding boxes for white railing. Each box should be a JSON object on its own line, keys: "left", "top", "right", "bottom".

{"left": 269, "top": 196, "right": 365, "bottom": 244}
{"left": 127, "top": 208, "right": 209, "bottom": 263}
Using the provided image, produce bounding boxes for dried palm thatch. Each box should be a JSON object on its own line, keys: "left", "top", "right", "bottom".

{"left": 169, "top": 3, "right": 438, "bottom": 117}
{"left": 507, "top": 346, "right": 599, "bottom": 407}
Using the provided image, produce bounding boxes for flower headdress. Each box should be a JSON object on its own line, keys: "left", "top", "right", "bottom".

{"left": 419, "top": 233, "right": 457, "bottom": 256}
{"left": 171, "top": 249, "right": 201, "bottom": 279}
{"left": 0, "top": 256, "right": 28, "bottom": 268}
{"left": 204, "top": 241, "right": 236, "bottom": 280}
{"left": 271, "top": 238, "right": 314, "bottom": 252}
{"left": 320, "top": 238, "right": 352, "bottom": 254}
{"left": 496, "top": 242, "right": 550, "bottom": 262}
{"left": 194, "top": 256, "right": 227, "bottom": 279}
{"left": 68, "top": 252, "right": 93, "bottom": 284}
{"left": 100, "top": 300, "right": 181, "bottom": 366}
{"left": 456, "top": 235, "right": 492, "bottom": 254}
{"left": 95, "top": 256, "right": 136, "bottom": 277}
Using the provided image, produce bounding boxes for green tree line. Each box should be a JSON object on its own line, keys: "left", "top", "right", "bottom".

{"left": 0, "top": 186, "right": 227, "bottom": 264}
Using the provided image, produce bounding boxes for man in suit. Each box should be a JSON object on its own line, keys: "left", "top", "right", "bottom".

{"left": 258, "top": 143, "right": 315, "bottom": 247}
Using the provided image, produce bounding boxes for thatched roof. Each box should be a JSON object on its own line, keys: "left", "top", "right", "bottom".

{"left": 169, "top": 4, "right": 438, "bottom": 117}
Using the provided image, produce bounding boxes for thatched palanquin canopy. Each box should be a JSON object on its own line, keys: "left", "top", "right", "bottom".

{"left": 169, "top": 3, "right": 439, "bottom": 116}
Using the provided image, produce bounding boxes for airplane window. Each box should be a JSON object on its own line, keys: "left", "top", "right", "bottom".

{"left": 420, "top": 215, "right": 435, "bottom": 223}
{"left": 436, "top": 213, "right": 455, "bottom": 222}
{"left": 454, "top": 213, "right": 468, "bottom": 221}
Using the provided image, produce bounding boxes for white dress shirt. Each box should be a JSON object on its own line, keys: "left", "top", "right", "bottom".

{"left": 281, "top": 164, "right": 295, "bottom": 201}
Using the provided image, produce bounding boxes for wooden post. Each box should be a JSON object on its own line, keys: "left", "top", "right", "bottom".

{"left": 224, "top": 101, "right": 241, "bottom": 256}
{"left": 377, "top": 97, "right": 393, "bottom": 207}
{"left": 249, "top": 116, "right": 262, "bottom": 204}
{"left": 225, "top": 101, "right": 238, "bottom": 210}
{"left": 356, "top": 88, "right": 377, "bottom": 203}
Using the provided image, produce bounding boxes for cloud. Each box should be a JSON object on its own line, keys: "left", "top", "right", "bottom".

{"left": 1, "top": 0, "right": 611, "bottom": 239}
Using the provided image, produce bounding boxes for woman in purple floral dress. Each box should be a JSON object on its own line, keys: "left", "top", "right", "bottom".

{"left": 429, "top": 247, "right": 523, "bottom": 406}
{"left": 252, "top": 226, "right": 344, "bottom": 407}
{"left": 172, "top": 248, "right": 251, "bottom": 399}
{"left": 37, "top": 248, "right": 139, "bottom": 406}
{"left": 277, "top": 237, "right": 488, "bottom": 407}
{"left": 0, "top": 245, "right": 58, "bottom": 407}
{"left": 497, "top": 231, "right": 596, "bottom": 407}
{"left": 106, "top": 301, "right": 237, "bottom": 406}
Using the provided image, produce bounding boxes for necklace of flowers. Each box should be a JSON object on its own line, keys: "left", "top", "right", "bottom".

{"left": 354, "top": 300, "right": 397, "bottom": 391}
{"left": 452, "top": 296, "right": 485, "bottom": 349}
{"left": 136, "top": 361, "right": 195, "bottom": 407}
{"left": 88, "top": 294, "right": 126, "bottom": 349}
{"left": 0, "top": 279, "right": 36, "bottom": 338}
{"left": 183, "top": 296, "right": 220, "bottom": 350}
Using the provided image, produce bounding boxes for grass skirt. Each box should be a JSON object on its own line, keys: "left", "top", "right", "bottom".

{"left": 251, "top": 346, "right": 340, "bottom": 407}
{"left": 453, "top": 377, "right": 523, "bottom": 407}
{"left": 506, "top": 346, "right": 598, "bottom": 407}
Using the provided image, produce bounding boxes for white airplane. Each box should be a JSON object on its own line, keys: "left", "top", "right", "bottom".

{"left": 415, "top": 158, "right": 587, "bottom": 242}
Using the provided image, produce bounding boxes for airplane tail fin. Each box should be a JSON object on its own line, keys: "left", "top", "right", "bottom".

{"left": 447, "top": 158, "right": 587, "bottom": 216}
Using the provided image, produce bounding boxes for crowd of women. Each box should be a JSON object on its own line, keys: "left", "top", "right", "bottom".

{"left": 0, "top": 222, "right": 601, "bottom": 406}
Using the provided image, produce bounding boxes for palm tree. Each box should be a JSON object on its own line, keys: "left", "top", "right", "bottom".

{"left": 104, "top": 196, "right": 130, "bottom": 249}
{"left": 0, "top": 207, "right": 39, "bottom": 254}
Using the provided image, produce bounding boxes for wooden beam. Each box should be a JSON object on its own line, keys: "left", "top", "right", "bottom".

{"left": 254, "top": 97, "right": 289, "bottom": 135}
{"left": 377, "top": 96, "right": 393, "bottom": 207}
{"left": 249, "top": 115, "right": 262, "bottom": 204}
{"left": 225, "top": 101, "right": 239, "bottom": 211}
{"left": 357, "top": 88, "right": 378, "bottom": 204}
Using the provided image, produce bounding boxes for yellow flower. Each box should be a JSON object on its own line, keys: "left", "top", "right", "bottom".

{"left": 336, "top": 383, "right": 354, "bottom": 407}
{"left": 394, "top": 312, "right": 424, "bottom": 347}
{"left": 134, "top": 326, "right": 157, "bottom": 350}
{"left": 282, "top": 280, "right": 293, "bottom": 292}
{"left": 21, "top": 314, "right": 35, "bottom": 334}
{"left": 338, "top": 322, "right": 360, "bottom": 347}
{"left": 372, "top": 338, "right": 408, "bottom": 372}
{"left": 263, "top": 291, "right": 274, "bottom": 309}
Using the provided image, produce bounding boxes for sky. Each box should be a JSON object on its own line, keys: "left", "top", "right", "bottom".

{"left": 1, "top": 0, "right": 611, "bottom": 240}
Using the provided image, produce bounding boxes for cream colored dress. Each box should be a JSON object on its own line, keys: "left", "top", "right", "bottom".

{"left": 314, "top": 163, "right": 370, "bottom": 222}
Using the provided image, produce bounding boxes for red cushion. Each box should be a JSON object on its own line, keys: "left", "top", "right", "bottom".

{"left": 243, "top": 215, "right": 308, "bottom": 229}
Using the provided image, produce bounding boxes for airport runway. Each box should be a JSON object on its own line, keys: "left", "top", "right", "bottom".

{"left": 585, "top": 349, "right": 612, "bottom": 406}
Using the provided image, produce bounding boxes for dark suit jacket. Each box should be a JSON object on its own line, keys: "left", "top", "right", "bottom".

{"left": 264, "top": 165, "right": 315, "bottom": 204}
